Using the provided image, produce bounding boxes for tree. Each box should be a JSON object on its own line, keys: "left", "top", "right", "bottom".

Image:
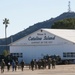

{"left": 51, "top": 18, "right": 75, "bottom": 29}
{"left": 2, "top": 50, "right": 10, "bottom": 57}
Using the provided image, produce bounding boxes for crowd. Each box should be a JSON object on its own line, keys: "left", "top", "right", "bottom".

{"left": 0, "top": 59, "right": 25, "bottom": 73}
{"left": 30, "top": 58, "right": 56, "bottom": 71}
{"left": 0, "top": 57, "right": 56, "bottom": 73}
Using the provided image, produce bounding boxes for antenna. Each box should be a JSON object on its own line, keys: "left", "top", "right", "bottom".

{"left": 68, "top": 1, "right": 71, "bottom": 12}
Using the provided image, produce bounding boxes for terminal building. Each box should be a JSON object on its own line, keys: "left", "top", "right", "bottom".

{"left": 9, "top": 29, "right": 75, "bottom": 63}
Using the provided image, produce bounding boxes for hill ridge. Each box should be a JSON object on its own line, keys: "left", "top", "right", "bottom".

{"left": 0, "top": 12, "right": 75, "bottom": 53}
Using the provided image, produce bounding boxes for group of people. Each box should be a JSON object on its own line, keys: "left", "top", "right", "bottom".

{"left": 30, "top": 58, "right": 56, "bottom": 71}
{"left": 0, "top": 59, "right": 25, "bottom": 73}
{"left": 0, "top": 57, "right": 56, "bottom": 73}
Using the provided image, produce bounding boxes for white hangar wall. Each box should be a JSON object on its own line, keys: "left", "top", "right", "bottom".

{"left": 10, "top": 29, "right": 75, "bottom": 64}
{"left": 10, "top": 44, "right": 75, "bottom": 64}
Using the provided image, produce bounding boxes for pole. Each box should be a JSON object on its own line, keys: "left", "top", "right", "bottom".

{"left": 5, "top": 24, "right": 7, "bottom": 51}
{"left": 3, "top": 18, "right": 9, "bottom": 51}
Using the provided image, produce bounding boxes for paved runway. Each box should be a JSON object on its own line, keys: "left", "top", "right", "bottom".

{"left": 0, "top": 65, "right": 75, "bottom": 75}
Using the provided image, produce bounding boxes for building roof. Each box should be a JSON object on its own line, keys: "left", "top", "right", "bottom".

{"left": 43, "top": 29, "right": 75, "bottom": 43}
{"left": 9, "top": 29, "right": 75, "bottom": 45}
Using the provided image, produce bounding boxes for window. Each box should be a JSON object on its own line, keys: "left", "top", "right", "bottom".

{"left": 11, "top": 53, "right": 23, "bottom": 58}
{"left": 67, "top": 53, "right": 71, "bottom": 57}
{"left": 63, "top": 52, "right": 75, "bottom": 57}
{"left": 63, "top": 53, "right": 66, "bottom": 57}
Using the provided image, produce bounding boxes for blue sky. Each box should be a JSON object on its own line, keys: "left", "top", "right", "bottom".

{"left": 0, "top": 0, "right": 75, "bottom": 38}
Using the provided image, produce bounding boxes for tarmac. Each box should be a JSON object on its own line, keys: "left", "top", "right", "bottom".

{"left": 0, "top": 65, "right": 75, "bottom": 75}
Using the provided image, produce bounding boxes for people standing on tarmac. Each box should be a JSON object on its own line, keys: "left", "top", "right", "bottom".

{"left": 52, "top": 58, "right": 56, "bottom": 69}
{"left": 20, "top": 60, "right": 25, "bottom": 71}
{"left": 1, "top": 59, "right": 5, "bottom": 73}
{"left": 48, "top": 58, "right": 52, "bottom": 69}
{"left": 30, "top": 59, "right": 34, "bottom": 71}
{"left": 7, "top": 61, "right": 11, "bottom": 71}
{"left": 11, "top": 60, "right": 16, "bottom": 71}
{"left": 34, "top": 59, "right": 37, "bottom": 69}
{"left": 0, "top": 56, "right": 57, "bottom": 73}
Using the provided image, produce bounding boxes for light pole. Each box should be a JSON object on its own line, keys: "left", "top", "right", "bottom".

{"left": 3, "top": 18, "right": 9, "bottom": 50}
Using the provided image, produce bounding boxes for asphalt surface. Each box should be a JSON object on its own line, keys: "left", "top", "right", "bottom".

{"left": 0, "top": 65, "right": 75, "bottom": 75}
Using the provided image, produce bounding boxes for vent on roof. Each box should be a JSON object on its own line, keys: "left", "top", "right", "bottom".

{"left": 41, "top": 30, "right": 43, "bottom": 32}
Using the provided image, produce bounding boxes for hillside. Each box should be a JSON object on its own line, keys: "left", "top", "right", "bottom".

{"left": 0, "top": 12, "right": 75, "bottom": 54}
{"left": 51, "top": 18, "right": 75, "bottom": 29}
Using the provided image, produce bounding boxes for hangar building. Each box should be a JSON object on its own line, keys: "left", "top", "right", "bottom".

{"left": 10, "top": 29, "right": 75, "bottom": 63}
